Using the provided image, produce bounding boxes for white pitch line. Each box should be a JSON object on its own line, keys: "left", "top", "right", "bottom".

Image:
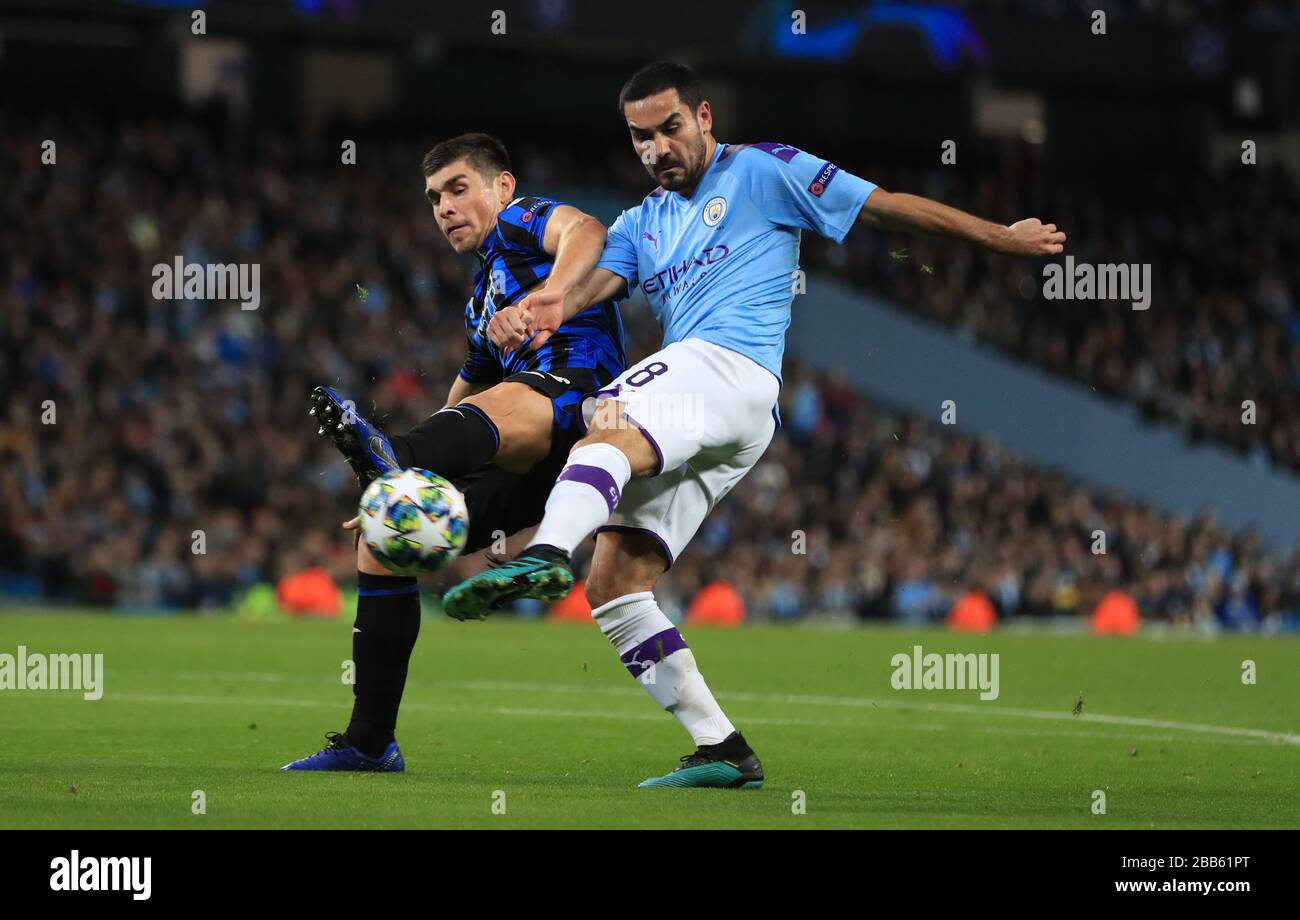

{"left": 105, "top": 681, "right": 1294, "bottom": 747}
{"left": 109, "top": 692, "right": 842, "bottom": 729}
{"left": 432, "top": 678, "right": 1300, "bottom": 747}
{"left": 98, "top": 693, "right": 1157, "bottom": 746}
{"left": 151, "top": 669, "right": 1300, "bottom": 746}
{"left": 121, "top": 671, "right": 1300, "bottom": 746}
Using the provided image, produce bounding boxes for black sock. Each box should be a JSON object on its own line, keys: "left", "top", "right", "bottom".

{"left": 526, "top": 544, "right": 571, "bottom": 565}
{"left": 345, "top": 571, "right": 421, "bottom": 758}
{"left": 389, "top": 403, "right": 500, "bottom": 478}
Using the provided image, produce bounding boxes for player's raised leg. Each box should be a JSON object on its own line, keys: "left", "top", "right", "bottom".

{"left": 440, "top": 394, "right": 655, "bottom": 620}
{"left": 584, "top": 530, "right": 763, "bottom": 789}
{"left": 312, "top": 379, "right": 553, "bottom": 487}
{"left": 285, "top": 382, "right": 558, "bottom": 771}
{"left": 442, "top": 337, "right": 778, "bottom": 786}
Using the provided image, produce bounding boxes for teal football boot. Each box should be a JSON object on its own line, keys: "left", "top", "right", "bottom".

{"left": 639, "top": 732, "right": 764, "bottom": 789}
{"left": 442, "top": 544, "right": 574, "bottom": 621}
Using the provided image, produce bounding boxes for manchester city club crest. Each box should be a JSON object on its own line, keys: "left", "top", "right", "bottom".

{"left": 702, "top": 196, "right": 727, "bottom": 227}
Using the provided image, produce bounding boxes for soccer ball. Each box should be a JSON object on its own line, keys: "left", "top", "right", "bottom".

{"left": 357, "top": 468, "right": 469, "bottom": 575}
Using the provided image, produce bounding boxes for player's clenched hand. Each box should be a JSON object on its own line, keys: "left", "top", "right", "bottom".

{"left": 997, "top": 218, "right": 1066, "bottom": 256}
{"left": 518, "top": 288, "right": 565, "bottom": 351}
{"left": 487, "top": 305, "right": 529, "bottom": 354}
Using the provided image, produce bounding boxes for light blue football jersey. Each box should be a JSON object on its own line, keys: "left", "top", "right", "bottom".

{"left": 596, "top": 141, "right": 877, "bottom": 384}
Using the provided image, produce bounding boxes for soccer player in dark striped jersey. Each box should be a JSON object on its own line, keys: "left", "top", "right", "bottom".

{"left": 284, "top": 133, "right": 626, "bottom": 772}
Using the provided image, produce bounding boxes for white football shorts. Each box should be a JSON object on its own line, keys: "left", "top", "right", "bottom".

{"left": 581, "top": 337, "right": 780, "bottom": 565}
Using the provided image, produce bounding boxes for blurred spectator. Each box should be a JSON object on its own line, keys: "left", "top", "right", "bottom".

{"left": 2, "top": 111, "right": 1298, "bottom": 633}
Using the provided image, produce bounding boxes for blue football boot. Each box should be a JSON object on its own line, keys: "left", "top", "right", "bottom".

{"left": 280, "top": 732, "right": 405, "bottom": 772}
{"left": 310, "top": 385, "right": 399, "bottom": 486}
{"left": 638, "top": 731, "right": 764, "bottom": 789}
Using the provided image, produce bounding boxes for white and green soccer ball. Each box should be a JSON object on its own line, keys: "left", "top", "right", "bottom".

{"left": 358, "top": 468, "right": 469, "bottom": 575}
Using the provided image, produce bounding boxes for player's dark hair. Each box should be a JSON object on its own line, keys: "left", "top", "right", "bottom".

{"left": 618, "top": 61, "right": 704, "bottom": 115}
{"left": 420, "top": 132, "right": 511, "bottom": 180}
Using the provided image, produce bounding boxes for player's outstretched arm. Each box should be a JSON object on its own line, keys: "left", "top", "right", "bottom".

{"left": 491, "top": 267, "right": 626, "bottom": 353}
{"left": 527, "top": 268, "right": 625, "bottom": 349}
{"left": 857, "top": 188, "right": 1066, "bottom": 256}
{"left": 488, "top": 204, "right": 621, "bottom": 354}
{"left": 541, "top": 205, "right": 608, "bottom": 297}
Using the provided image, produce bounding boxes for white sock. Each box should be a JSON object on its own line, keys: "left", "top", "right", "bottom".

{"left": 530, "top": 442, "right": 631, "bottom": 554}
{"left": 591, "top": 591, "right": 736, "bottom": 746}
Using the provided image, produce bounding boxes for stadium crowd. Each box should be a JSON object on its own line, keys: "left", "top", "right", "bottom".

{"left": 670, "top": 358, "right": 1299, "bottom": 631}
{"left": 801, "top": 161, "right": 1300, "bottom": 475}
{"left": 1, "top": 112, "right": 1297, "bottom": 630}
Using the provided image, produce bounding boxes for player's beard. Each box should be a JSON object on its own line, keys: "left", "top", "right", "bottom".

{"left": 657, "top": 134, "right": 708, "bottom": 192}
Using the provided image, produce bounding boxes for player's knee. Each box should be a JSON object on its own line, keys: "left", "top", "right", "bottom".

{"left": 460, "top": 387, "right": 507, "bottom": 420}
{"left": 464, "top": 384, "right": 552, "bottom": 471}
{"left": 573, "top": 404, "right": 658, "bottom": 477}
{"left": 584, "top": 569, "right": 629, "bottom": 610}
{"left": 568, "top": 424, "right": 623, "bottom": 464}
{"left": 465, "top": 382, "right": 547, "bottom": 424}
{"left": 575, "top": 425, "right": 616, "bottom": 455}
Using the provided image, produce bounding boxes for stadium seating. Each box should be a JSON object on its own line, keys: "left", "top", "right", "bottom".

{"left": 1, "top": 113, "right": 1297, "bottom": 630}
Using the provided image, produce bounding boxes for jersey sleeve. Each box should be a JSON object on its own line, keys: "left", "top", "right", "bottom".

{"left": 595, "top": 208, "right": 641, "bottom": 292}
{"left": 743, "top": 143, "right": 877, "bottom": 243}
{"left": 495, "top": 196, "right": 557, "bottom": 254}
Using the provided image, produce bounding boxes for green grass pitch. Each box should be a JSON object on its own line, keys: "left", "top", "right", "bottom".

{"left": 2, "top": 610, "right": 1297, "bottom": 828}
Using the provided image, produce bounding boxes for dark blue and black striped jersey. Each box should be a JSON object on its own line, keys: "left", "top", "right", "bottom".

{"left": 460, "top": 196, "right": 627, "bottom": 398}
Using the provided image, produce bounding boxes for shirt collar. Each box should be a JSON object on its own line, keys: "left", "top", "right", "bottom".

{"left": 475, "top": 214, "right": 503, "bottom": 261}
{"left": 673, "top": 140, "right": 726, "bottom": 202}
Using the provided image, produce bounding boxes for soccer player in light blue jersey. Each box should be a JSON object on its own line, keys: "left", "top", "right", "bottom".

{"left": 443, "top": 62, "right": 1066, "bottom": 788}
